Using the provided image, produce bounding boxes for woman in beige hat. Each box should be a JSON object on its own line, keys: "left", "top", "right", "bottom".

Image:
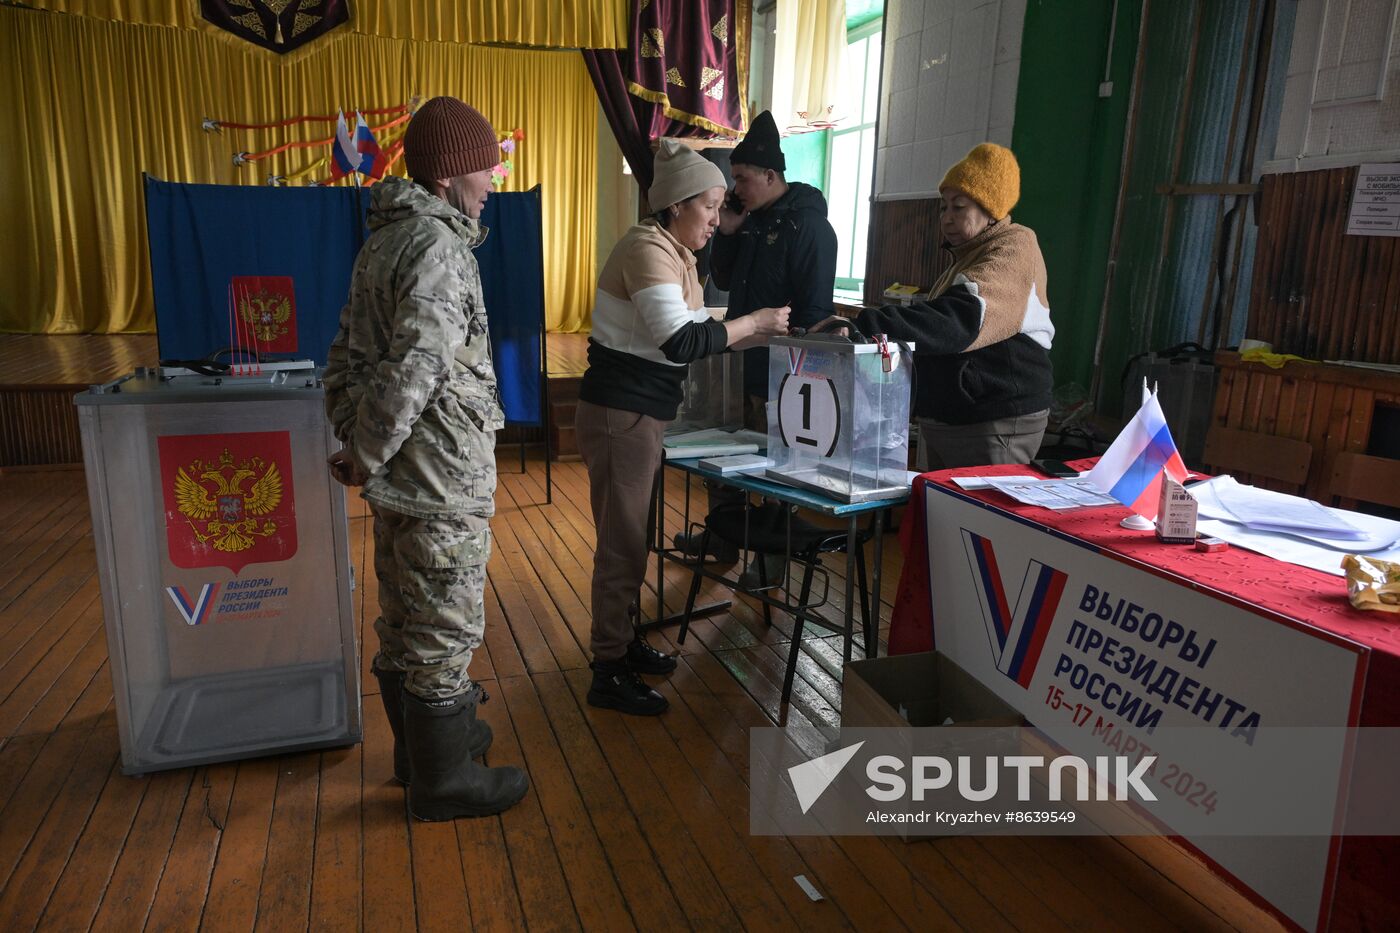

{"left": 577, "top": 140, "right": 790, "bottom": 716}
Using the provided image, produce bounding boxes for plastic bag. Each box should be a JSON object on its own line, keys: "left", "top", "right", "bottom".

{"left": 1342, "top": 555, "right": 1400, "bottom": 613}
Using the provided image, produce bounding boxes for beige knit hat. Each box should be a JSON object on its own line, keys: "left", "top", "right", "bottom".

{"left": 940, "top": 143, "right": 1021, "bottom": 219}
{"left": 647, "top": 140, "right": 726, "bottom": 212}
{"left": 403, "top": 97, "right": 499, "bottom": 181}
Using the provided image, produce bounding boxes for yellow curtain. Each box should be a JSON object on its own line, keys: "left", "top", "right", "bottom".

{"left": 20, "top": 0, "right": 630, "bottom": 49}
{"left": 0, "top": 6, "right": 596, "bottom": 334}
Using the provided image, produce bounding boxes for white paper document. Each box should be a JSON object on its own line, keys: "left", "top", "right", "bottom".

{"left": 981, "top": 477, "right": 1120, "bottom": 511}
{"left": 952, "top": 474, "right": 1038, "bottom": 491}
{"left": 1188, "top": 476, "right": 1400, "bottom": 575}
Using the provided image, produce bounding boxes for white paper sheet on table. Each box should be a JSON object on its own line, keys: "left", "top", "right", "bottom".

{"left": 978, "top": 476, "right": 1121, "bottom": 510}
{"left": 953, "top": 474, "right": 1038, "bottom": 491}
{"left": 1208, "top": 480, "right": 1365, "bottom": 539}
{"left": 1188, "top": 476, "right": 1400, "bottom": 575}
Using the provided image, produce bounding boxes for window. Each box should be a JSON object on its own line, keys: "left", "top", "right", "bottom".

{"left": 827, "top": 21, "right": 882, "bottom": 299}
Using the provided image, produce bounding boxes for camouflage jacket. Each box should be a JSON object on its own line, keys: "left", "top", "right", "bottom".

{"left": 324, "top": 176, "right": 504, "bottom": 519}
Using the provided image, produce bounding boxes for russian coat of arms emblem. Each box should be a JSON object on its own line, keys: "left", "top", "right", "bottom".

{"left": 158, "top": 431, "right": 298, "bottom": 573}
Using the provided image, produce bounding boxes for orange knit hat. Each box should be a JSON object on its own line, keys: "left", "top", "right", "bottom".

{"left": 939, "top": 143, "right": 1020, "bottom": 219}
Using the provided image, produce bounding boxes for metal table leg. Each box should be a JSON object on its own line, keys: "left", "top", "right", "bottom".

{"left": 639, "top": 462, "right": 729, "bottom": 633}
{"left": 868, "top": 508, "right": 886, "bottom": 660}
{"left": 842, "top": 514, "right": 858, "bottom": 665}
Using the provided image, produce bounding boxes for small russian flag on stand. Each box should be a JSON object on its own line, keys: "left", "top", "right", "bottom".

{"left": 1085, "top": 387, "right": 1189, "bottom": 521}
{"left": 329, "top": 110, "right": 359, "bottom": 180}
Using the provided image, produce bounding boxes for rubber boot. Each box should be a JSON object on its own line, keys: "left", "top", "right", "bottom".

{"left": 372, "top": 669, "right": 413, "bottom": 785}
{"left": 374, "top": 671, "right": 493, "bottom": 784}
{"left": 402, "top": 689, "right": 529, "bottom": 821}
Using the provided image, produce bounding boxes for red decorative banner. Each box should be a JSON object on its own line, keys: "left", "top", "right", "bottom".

{"left": 232, "top": 275, "right": 298, "bottom": 354}
{"left": 158, "top": 431, "right": 298, "bottom": 574}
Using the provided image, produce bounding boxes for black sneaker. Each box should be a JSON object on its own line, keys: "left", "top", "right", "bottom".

{"left": 625, "top": 637, "right": 677, "bottom": 675}
{"left": 587, "top": 660, "right": 669, "bottom": 716}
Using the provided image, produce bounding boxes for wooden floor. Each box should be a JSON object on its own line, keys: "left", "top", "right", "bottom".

{"left": 0, "top": 452, "right": 1283, "bottom": 931}
{"left": 0, "top": 333, "right": 592, "bottom": 386}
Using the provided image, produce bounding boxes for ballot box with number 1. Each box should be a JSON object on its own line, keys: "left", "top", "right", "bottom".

{"left": 765, "top": 334, "right": 913, "bottom": 502}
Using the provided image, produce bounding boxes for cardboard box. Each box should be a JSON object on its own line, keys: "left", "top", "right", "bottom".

{"left": 881, "top": 283, "right": 925, "bottom": 306}
{"left": 840, "top": 651, "right": 1027, "bottom": 840}
{"left": 841, "top": 651, "right": 1024, "bottom": 729}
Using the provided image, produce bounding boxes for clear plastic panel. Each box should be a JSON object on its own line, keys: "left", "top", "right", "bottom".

{"left": 766, "top": 336, "right": 912, "bottom": 502}
{"left": 671, "top": 348, "right": 745, "bottom": 433}
{"left": 78, "top": 383, "right": 360, "bottom": 773}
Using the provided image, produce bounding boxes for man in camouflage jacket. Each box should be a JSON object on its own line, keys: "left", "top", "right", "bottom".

{"left": 323, "top": 97, "right": 527, "bottom": 821}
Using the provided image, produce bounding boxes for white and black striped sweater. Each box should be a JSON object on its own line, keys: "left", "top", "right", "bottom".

{"left": 580, "top": 220, "right": 728, "bottom": 421}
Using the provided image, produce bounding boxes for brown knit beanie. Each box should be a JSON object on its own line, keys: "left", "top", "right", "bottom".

{"left": 403, "top": 97, "right": 499, "bottom": 181}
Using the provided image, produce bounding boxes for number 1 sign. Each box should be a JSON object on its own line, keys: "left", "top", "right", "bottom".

{"left": 778, "top": 373, "right": 841, "bottom": 456}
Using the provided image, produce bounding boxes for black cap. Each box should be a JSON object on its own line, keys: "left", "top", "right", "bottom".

{"left": 730, "top": 110, "right": 785, "bottom": 172}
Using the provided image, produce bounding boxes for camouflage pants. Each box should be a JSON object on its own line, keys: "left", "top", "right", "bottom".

{"left": 370, "top": 504, "right": 491, "bottom": 701}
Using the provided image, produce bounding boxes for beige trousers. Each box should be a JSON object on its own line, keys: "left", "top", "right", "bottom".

{"left": 576, "top": 400, "right": 668, "bottom": 662}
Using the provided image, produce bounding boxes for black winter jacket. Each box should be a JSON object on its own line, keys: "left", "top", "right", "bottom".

{"left": 710, "top": 182, "right": 838, "bottom": 397}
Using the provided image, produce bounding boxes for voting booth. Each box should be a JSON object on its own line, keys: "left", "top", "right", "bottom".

{"left": 765, "top": 335, "right": 912, "bottom": 502}
{"left": 76, "top": 368, "right": 361, "bottom": 774}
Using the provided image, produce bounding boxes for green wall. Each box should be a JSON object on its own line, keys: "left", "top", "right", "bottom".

{"left": 784, "top": 129, "right": 830, "bottom": 194}
{"left": 1010, "top": 0, "right": 1142, "bottom": 401}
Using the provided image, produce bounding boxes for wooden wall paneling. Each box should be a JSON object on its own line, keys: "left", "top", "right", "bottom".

{"left": 1212, "top": 366, "right": 1234, "bottom": 423}
{"left": 1304, "top": 380, "right": 1338, "bottom": 499}
{"left": 1257, "top": 370, "right": 1282, "bottom": 437}
{"left": 862, "top": 198, "right": 949, "bottom": 305}
{"left": 0, "top": 390, "right": 82, "bottom": 467}
{"left": 1248, "top": 166, "right": 1400, "bottom": 364}
{"left": 1318, "top": 384, "right": 1355, "bottom": 500}
{"left": 1381, "top": 236, "right": 1400, "bottom": 362}
{"left": 1274, "top": 374, "right": 1298, "bottom": 439}
{"left": 1345, "top": 388, "right": 1375, "bottom": 459}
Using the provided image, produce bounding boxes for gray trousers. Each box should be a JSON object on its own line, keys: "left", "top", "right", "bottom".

{"left": 916, "top": 409, "right": 1050, "bottom": 471}
{"left": 576, "top": 400, "right": 668, "bottom": 662}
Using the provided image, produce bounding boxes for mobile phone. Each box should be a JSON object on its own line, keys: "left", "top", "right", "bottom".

{"left": 1031, "top": 458, "right": 1078, "bottom": 479}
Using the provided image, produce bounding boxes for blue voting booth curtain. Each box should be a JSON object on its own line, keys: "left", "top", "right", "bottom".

{"left": 144, "top": 176, "right": 545, "bottom": 426}
{"left": 468, "top": 187, "right": 545, "bottom": 427}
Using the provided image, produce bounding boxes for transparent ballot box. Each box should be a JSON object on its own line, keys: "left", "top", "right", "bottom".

{"left": 75, "top": 367, "right": 361, "bottom": 774}
{"left": 670, "top": 344, "right": 746, "bottom": 433}
{"left": 766, "top": 335, "right": 913, "bottom": 502}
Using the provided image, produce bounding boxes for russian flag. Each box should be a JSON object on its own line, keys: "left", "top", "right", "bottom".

{"left": 329, "top": 110, "right": 359, "bottom": 180}
{"left": 354, "top": 113, "right": 387, "bottom": 179}
{"left": 1085, "top": 389, "right": 1189, "bottom": 521}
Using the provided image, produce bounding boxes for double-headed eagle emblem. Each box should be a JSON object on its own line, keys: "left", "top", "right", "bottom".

{"left": 174, "top": 448, "right": 283, "bottom": 553}
{"left": 238, "top": 289, "right": 293, "bottom": 344}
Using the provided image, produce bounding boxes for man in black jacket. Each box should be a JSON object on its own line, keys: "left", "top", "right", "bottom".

{"left": 676, "top": 111, "right": 838, "bottom": 572}
{"left": 711, "top": 110, "right": 839, "bottom": 409}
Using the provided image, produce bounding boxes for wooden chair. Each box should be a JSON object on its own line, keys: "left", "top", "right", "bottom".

{"left": 1201, "top": 425, "right": 1313, "bottom": 491}
{"left": 1328, "top": 452, "right": 1400, "bottom": 511}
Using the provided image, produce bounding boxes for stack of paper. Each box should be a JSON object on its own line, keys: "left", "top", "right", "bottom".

{"left": 662, "top": 428, "right": 766, "bottom": 460}
{"left": 1189, "top": 476, "right": 1400, "bottom": 576}
{"left": 698, "top": 454, "right": 774, "bottom": 475}
{"left": 1208, "top": 482, "right": 1365, "bottom": 541}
